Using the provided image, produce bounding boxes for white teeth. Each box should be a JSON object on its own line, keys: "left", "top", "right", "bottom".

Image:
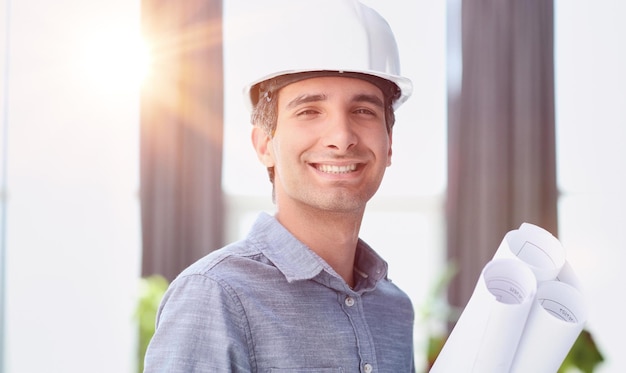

{"left": 317, "top": 164, "right": 357, "bottom": 174}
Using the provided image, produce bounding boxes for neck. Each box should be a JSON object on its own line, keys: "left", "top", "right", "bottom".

{"left": 275, "top": 206, "right": 363, "bottom": 288}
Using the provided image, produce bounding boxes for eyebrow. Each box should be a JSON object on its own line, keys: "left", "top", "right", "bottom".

{"left": 353, "top": 93, "right": 384, "bottom": 109}
{"left": 286, "top": 94, "right": 327, "bottom": 109}
{"left": 285, "top": 93, "right": 384, "bottom": 109}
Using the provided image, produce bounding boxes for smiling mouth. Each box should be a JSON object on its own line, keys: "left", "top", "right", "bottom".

{"left": 314, "top": 164, "right": 358, "bottom": 174}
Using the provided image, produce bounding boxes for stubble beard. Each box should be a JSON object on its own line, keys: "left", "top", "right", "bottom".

{"left": 287, "top": 178, "right": 382, "bottom": 217}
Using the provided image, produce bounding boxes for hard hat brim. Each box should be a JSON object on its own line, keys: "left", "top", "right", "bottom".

{"left": 243, "top": 69, "right": 413, "bottom": 112}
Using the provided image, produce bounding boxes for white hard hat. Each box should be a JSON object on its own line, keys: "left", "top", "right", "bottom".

{"left": 236, "top": 0, "right": 413, "bottom": 111}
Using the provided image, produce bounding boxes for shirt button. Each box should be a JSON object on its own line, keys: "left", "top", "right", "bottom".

{"left": 344, "top": 296, "right": 355, "bottom": 307}
{"left": 363, "top": 363, "right": 373, "bottom": 373}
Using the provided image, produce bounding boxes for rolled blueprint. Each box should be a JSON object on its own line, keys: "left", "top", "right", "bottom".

{"left": 556, "top": 260, "right": 583, "bottom": 290}
{"left": 493, "top": 223, "right": 566, "bottom": 282}
{"left": 430, "top": 223, "right": 587, "bottom": 373}
{"left": 510, "top": 280, "right": 587, "bottom": 373}
{"left": 429, "top": 259, "right": 537, "bottom": 373}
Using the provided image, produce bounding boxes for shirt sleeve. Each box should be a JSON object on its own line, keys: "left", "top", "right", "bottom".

{"left": 143, "top": 273, "right": 253, "bottom": 372}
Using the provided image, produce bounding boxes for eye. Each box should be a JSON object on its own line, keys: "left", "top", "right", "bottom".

{"left": 354, "top": 108, "right": 374, "bottom": 115}
{"left": 353, "top": 107, "right": 380, "bottom": 117}
{"left": 296, "top": 108, "right": 321, "bottom": 117}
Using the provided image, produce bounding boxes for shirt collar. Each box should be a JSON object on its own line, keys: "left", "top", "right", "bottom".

{"left": 248, "top": 213, "right": 388, "bottom": 288}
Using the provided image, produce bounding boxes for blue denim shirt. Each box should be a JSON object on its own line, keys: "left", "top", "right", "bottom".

{"left": 144, "top": 213, "right": 415, "bottom": 372}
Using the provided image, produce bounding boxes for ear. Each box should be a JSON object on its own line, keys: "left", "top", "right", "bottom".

{"left": 251, "top": 126, "right": 275, "bottom": 167}
{"left": 386, "top": 130, "right": 393, "bottom": 167}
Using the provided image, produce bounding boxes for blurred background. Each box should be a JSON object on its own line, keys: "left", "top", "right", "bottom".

{"left": 0, "top": 0, "right": 624, "bottom": 372}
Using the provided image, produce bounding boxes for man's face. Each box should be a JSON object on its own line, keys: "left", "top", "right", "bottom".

{"left": 253, "top": 76, "right": 393, "bottom": 214}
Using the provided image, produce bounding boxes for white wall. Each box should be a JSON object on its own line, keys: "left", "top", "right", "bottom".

{"left": 555, "top": 1, "right": 626, "bottom": 372}
{"left": 1, "top": 0, "right": 142, "bottom": 372}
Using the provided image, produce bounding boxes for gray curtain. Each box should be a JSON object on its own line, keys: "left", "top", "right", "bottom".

{"left": 446, "top": 0, "right": 558, "bottom": 310}
{"left": 140, "top": 0, "right": 224, "bottom": 282}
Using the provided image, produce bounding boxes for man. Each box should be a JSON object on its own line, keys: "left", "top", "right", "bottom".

{"left": 144, "top": 1, "right": 415, "bottom": 371}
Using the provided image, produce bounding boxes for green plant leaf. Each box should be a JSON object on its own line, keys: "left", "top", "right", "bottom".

{"left": 135, "top": 275, "right": 169, "bottom": 373}
{"left": 558, "top": 329, "right": 604, "bottom": 373}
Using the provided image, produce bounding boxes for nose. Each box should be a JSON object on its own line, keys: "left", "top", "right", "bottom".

{"left": 322, "top": 113, "right": 357, "bottom": 153}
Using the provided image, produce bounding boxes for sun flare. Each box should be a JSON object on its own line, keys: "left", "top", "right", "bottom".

{"left": 81, "top": 29, "right": 152, "bottom": 92}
